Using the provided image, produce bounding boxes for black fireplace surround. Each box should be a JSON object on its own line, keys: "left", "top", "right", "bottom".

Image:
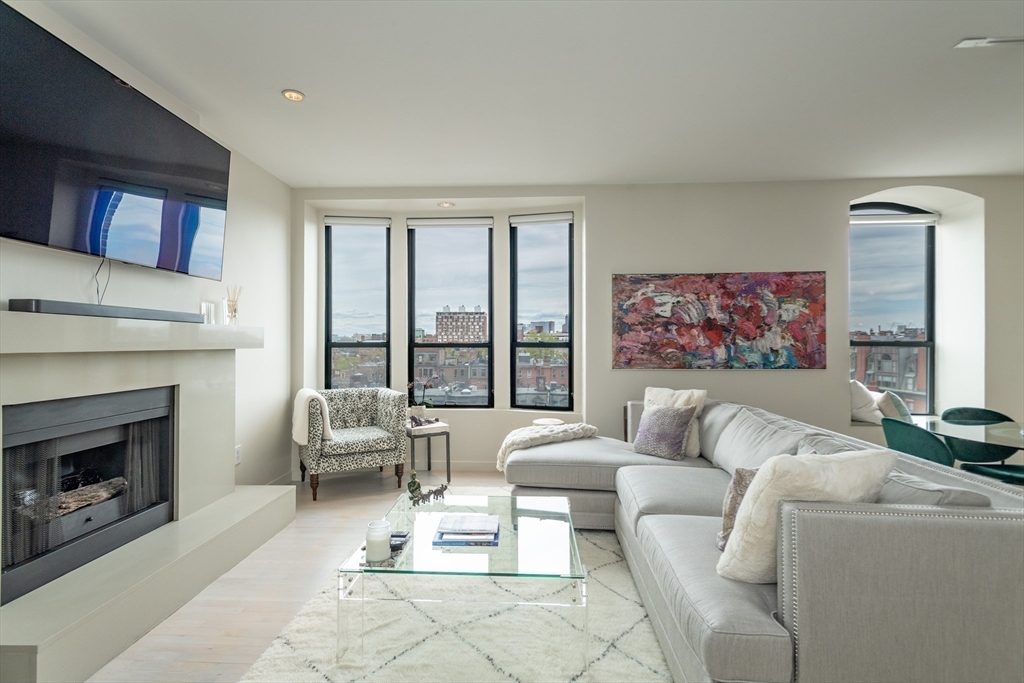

{"left": 1, "top": 387, "right": 174, "bottom": 604}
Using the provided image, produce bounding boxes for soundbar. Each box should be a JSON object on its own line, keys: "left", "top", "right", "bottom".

{"left": 9, "top": 299, "right": 204, "bottom": 324}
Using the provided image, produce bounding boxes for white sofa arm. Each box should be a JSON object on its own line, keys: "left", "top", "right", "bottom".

{"left": 778, "top": 500, "right": 1024, "bottom": 683}
{"left": 625, "top": 400, "right": 644, "bottom": 443}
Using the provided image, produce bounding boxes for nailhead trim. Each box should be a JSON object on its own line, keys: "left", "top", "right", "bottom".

{"left": 784, "top": 506, "right": 1023, "bottom": 682}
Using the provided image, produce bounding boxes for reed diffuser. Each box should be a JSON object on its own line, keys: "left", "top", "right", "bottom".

{"left": 225, "top": 285, "right": 243, "bottom": 325}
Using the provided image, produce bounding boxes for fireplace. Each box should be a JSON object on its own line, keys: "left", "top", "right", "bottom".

{"left": 1, "top": 387, "right": 173, "bottom": 604}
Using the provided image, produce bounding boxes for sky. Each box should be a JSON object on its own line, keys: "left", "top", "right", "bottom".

{"left": 330, "top": 223, "right": 571, "bottom": 339}
{"left": 515, "top": 224, "right": 570, "bottom": 328}
{"left": 331, "top": 225, "right": 388, "bottom": 337}
{"left": 849, "top": 224, "right": 927, "bottom": 333}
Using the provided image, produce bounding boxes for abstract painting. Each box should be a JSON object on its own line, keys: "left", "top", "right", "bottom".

{"left": 613, "top": 271, "right": 826, "bottom": 369}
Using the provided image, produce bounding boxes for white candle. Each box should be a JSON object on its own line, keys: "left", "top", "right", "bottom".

{"left": 365, "top": 520, "right": 391, "bottom": 563}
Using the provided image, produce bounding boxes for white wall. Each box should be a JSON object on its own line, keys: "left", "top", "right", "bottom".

{"left": 0, "top": 3, "right": 295, "bottom": 487}
{"left": 292, "top": 176, "right": 1023, "bottom": 468}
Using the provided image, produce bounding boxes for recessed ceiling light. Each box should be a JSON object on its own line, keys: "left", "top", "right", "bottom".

{"left": 282, "top": 89, "right": 305, "bottom": 102}
{"left": 955, "top": 37, "right": 1024, "bottom": 48}
{"left": 437, "top": 201, "right": 456, "bottom": 208}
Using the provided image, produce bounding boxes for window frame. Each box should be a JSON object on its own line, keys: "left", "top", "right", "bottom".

{"left": 849, "top": 202, "right": 935, "bottom": 414}
{"left": 509, "top": 215, "right": 574, "bottom": 411}
{"left": 324, "top": 220, "right": 391, "bottom": 390}
{"left": 407, "top": 221, "right": 494, "bottom": 408}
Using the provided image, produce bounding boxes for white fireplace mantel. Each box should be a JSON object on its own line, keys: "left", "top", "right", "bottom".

{"left": 0, "top": 310, "right": 263, "bottom": 355}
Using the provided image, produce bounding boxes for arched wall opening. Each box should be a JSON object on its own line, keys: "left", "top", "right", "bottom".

{"left": 851, "top": 185, "right": 985, "bottom": 415}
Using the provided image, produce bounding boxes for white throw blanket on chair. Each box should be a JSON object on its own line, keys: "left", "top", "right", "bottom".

{"left": 292, "top": 389, "right": 335, "bottom": 446}
{"left": 496, "top": 422, "right": 598, "bottom": 472}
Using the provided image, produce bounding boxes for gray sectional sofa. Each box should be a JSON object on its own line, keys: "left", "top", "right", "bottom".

{"left": 504, "top": 399, "right": 1024, "bottom": 683}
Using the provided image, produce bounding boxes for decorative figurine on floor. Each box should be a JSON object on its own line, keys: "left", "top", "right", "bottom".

{"left": 407, "top": 471, "right": 422, "bottom": 502}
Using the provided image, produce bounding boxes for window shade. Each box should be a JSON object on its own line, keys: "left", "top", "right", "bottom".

{"left": 407, "top": 217, "right": 493, "bottom": 228}
{"left": 849, "top": 213, "right": 939, "bottom": 226}
{"left": 509, "top": 212, "right": 574, "bottom": 226}
{"left": 325, "top": 216, "right": 391, "bottom": 227}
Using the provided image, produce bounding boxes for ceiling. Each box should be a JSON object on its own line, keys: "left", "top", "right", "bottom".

{"left": 38, "top": 0, "right": 1024, "bottom": 189}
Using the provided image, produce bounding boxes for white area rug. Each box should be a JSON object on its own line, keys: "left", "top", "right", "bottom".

{"left": 241, "top": 527, "right": 671, "bottom": 682}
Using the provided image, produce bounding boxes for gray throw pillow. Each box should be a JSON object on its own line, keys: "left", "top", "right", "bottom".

{"left": 634, "top": 404, "right": 696, "bottom": 460}
{"left": 717, "top": 467, "right": 758, "bottom": 551}
{"left": 877, "top": 470, "right": 991, "bottom": 507}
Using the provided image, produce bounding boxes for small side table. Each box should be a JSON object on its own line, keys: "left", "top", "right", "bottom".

{"left": 406, "top": 421, "right": 451, "bottom": 483}
{"left": 533, "top": 418, "right": 565, "bottom": 426}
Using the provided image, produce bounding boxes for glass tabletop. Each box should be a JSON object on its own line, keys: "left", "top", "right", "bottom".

{"left": 341, "top": 494, "right": 584, "bottom": 579}
{"left": 916, "top": 417, "right": 1024, "bottom": 450}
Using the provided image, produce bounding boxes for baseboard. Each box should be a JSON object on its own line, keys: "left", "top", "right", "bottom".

{"left": 267, "top": 470, "right": 295, "bottom": 486}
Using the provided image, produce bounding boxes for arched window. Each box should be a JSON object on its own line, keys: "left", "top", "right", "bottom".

{"left": 849, "top": 202, "right": 935, "bottom": 413}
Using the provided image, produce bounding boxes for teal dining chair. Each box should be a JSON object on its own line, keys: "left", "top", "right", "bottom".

{"left": 941, "top": 407, "right": 1024, "bottom": 486}
{"left": 881, "top": 417, "right": 954, "bottom": 468}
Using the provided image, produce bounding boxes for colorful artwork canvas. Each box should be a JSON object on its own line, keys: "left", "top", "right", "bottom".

{"left": 613, "top": 272, "right": 826, "bottom": 369}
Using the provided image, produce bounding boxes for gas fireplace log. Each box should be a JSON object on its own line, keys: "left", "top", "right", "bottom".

{"left": 15, "top": 477, "right": 129, "bottom": 521}
{"left": 58, "top": 477, "right": 127, "bottom": 514}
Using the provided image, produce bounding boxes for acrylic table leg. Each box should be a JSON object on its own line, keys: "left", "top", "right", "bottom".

{"left": 337, "top": 571, "right": 364, "bottom": 666}
{"left": 581, "top": 576, "right": 589, "bottom": 672}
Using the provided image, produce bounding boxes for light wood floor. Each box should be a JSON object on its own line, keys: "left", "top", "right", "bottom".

{"left": 87, "top": 467, "right": 507, "bottom": 683}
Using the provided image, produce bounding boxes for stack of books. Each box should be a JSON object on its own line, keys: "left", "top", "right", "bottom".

{"left": 433, "top": 514, "right": 500, "bottom": 547}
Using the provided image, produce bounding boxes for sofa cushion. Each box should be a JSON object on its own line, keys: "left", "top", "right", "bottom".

{"left": 505, "top": 436, "right": 711, "bottom": 491}
{"left": 797, "top": 434, "right": 855, "bottom": 455}
{"left": 698, "top": 399, "right": 745, "bottom": 459}
{"left": 712, "top": 408, "right": 805, "bottom": 474}
{"left": 616, "top": 465, "right": 730, "bottom": 533}
{"left": 636, "top": 515, "right": 793, "bottom": 683}
{"left": 320, "top": 425, "right": 395, "bottom": 456}
{"left": 877, "top": 470, "right": 992, "bottom": 507}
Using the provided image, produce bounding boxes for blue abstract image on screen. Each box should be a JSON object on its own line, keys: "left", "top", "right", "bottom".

{"left": 87, "top": 187, "right": 226, "bottom": 280}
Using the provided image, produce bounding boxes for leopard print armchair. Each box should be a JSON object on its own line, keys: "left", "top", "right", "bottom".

{"left": 298, "top": 388, "right": 407, "bottom": 500}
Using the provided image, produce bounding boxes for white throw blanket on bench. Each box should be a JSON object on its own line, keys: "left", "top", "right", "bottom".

{"left": 292, "top": 389, "right": 336, "bottom": 446}
{"left": 496, "top": 422, "right": 599, "bottom": 472}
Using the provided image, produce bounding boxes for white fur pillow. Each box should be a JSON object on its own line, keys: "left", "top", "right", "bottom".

{"left": 644, "top": 387, "right": 707, "bottom": 457}
{"left": 850, "top": 380, "right": 884, "bottom": 424}
{"left": 716, "top": 449, "right": 897, "bottom": 583}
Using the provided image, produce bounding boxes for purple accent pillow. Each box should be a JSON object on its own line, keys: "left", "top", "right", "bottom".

{"left": 634, "top": 404, "right": 696, "bottom": 460}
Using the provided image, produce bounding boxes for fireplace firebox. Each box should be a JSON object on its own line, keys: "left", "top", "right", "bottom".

{"left": 2, "top": 387, "right": 173, "bottom": 604}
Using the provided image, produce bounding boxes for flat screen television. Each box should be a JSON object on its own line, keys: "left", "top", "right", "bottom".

{"left": 0, "top": 4, "right": 231, "bottom": 281}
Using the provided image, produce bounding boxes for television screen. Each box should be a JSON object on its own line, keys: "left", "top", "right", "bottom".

{"left": 0, "top": 4, "right": 231, "bottom": 280}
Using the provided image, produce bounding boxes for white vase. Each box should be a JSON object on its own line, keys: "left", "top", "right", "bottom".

{"left": 407, "top": 405, "right": 426, "bottom": 420}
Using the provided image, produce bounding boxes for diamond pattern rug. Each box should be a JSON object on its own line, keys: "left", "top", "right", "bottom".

{"left": 242, "top": 523, "right": 670, "bottom": 682}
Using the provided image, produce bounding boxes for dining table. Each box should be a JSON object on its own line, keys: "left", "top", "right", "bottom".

{"left": 914, "top": 416, "right": 1024, "bottom": 451}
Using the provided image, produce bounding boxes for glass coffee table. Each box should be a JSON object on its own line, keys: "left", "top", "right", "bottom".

{"left": 338, "top": 494, "right": 587, "bottom": 673}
